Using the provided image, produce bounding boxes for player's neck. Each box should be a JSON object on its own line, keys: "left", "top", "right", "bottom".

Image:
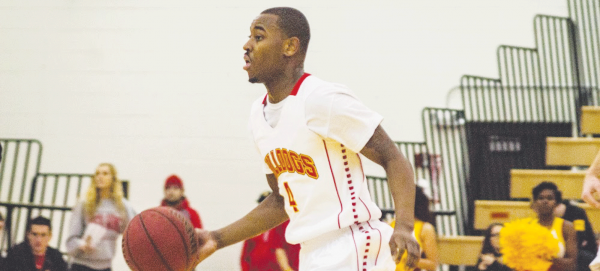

{"left": 265, "top": 67, "right": 304, "bottom": 104}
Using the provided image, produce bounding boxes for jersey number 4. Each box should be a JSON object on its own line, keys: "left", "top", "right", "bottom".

{"left": 283, "top": 182, "right": 299, "bottom": 213}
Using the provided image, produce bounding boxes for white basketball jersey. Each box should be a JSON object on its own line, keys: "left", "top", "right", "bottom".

{"left": 249, "top": 73, "right": 383, "bottom": 244}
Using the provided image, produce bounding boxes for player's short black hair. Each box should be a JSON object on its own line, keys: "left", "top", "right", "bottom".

{"left": 0, "top": 212, "right": 4, "bottom": 221}
{"left": 532, "top": 181, "right": 562, "bottom": 203}
{"left": 26, "top": 216, "right": 52, "bottom": 232}
{"left": 261, "top": 7, "right": 310, "bottom": 54}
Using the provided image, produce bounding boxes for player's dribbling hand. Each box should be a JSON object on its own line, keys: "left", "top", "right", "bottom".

{"left": 389, "top": 225, "right": 420, "bottom": 268}
{"left": 582, "top": 174, "right": 600, "bottom": 208}
{"left": 191, "top": 229, "right": 218, "bottom": 268}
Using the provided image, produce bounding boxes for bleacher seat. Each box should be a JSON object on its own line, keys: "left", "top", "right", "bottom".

{"left": 510, "top": 169, "right": 584, "bottom": 199}
{"left": 474, "top": 200, "right": 600, "bottom": 230}
{"left": 437, "top": 235, "right": 483, "bottom": 266}
{"left": 546, "top": 137, "right": 600, "bottom": 166}
{"left": 581, "top": 106, "right": 600, "bottom": 134}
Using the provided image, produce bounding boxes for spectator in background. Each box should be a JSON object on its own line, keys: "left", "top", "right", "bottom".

{"left": 160, "top": 175, "right": 203, "bottom": 229}
{"left": 66, "top": 163, "right": 136, "bottom": 271}
{"left": 4, "top": 216, "right": 67, "bottom": 271}
{"left": 477, "top": 223, "right": 511, "bottom": 271}
{"left": 390, "top": 185, "right": 439, "bottom": 271}
{"left": 531, "top": 181, "right": 577, "bottom": 271}
{"left": 554, "top": 193, "right": 596, "bottom": 271}
{"left": 240, "top": 191, "right": 300, "bottom": 271}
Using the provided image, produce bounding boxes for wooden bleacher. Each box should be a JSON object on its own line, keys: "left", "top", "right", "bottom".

{"left": 581, "top": 106, "right": 600, "bottom": 134}
{"left": 474, "top": 200, "right": 600, "bottom": 230}
{"left": 510, "top": 169, "right": 584, "bottom": 199}
{"left": 437, "top": 236, "right": 483, "bottom": 266}
{"left": 546, "top": 137, "right": 600, "bottom": 166}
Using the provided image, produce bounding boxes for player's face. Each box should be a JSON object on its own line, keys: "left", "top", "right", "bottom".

{"left": 532, "top": 189, "right": 558, "bottom": 215}
{"left": 243, "top": 14, "right": 287, "bottom": 83}
{"left": 27, "top": 225, "right": 51, "bottom": 255}
{"left": 94, "top": 165, "right": 113, "bottom": 190}
{"left": 164, "top": 186, "right": 184, "bottom": 202}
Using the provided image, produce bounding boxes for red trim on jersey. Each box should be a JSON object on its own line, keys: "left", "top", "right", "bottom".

{"left": 323, "top": 140, "right": 343, "bottom": 228}
{"left": 359, "top": 197, "right": 373, "bottom": 221}
{"left": 290, "top": 73, "right": 311, "bottom": 96}
{"left": 349, "top": 226, "right": 360, "bottom": 271}
{"left": 366, "top": 221, "right": 383, "bottom": 265}
{"left": 262, "top": 73, "right": 311, "bottom": 105}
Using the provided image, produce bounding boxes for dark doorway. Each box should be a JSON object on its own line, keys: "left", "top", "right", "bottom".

{"left": 465, "top": 122, "right": 572, "bottom": 230}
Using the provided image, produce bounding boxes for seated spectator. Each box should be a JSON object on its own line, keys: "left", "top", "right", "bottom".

{"left": 240, "top": 191, "right": 300, "bottom": 271}
{"left": 160, "top": 175, "right": 203, "bottom": 229}
{"left": 531, "top": 182, "right": 577, "bottom": 271}
{"left": 4, "top": 216, "right": 67, "bottom": 271}
{"left": 555, "top": 197, "right": 596, "bottom": 271}
{"left": 477, "top": 223, "right": 511, "bottom": 271}
{"left": 390, "top": 185, "right": 438, "bottom": 271}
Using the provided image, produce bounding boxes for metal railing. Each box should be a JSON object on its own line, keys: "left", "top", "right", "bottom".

{"left": 422, "top": 108, "right": 469, "bottom": 235}
{"left": 0, "top": 139, "right": 43, "bottom": 204}
{"left": 568, "top": 0, "right": 600, "bottom": 89}
{"left": 0, "top": 172, "right": 129, "bottom": 252}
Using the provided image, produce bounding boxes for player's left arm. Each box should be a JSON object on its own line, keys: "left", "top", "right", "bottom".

{"left": 193, "top": 174, "right": 288, "bottom": 267}
{"left": 360, "top": 125, "right": 419, "bottom": 267}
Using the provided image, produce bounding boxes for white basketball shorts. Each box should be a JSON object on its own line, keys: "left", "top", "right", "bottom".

{"left": 299, "top": 220, "right": 396, "bottom": 271}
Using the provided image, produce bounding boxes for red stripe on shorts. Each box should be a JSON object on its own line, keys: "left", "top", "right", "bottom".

{"left": 366, "top": 221, "right": 383, "bottom": 265}
{"left": 349, "top": 226, "right": 360, "bottom": 271}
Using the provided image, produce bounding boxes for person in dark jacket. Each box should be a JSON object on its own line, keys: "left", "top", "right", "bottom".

{"left": 5, "top": 216, "right": 67, "bottom": 271}
{"left": 555, "top": 196, "right": 597, "bottom": 271}
{"left": 160, "top": 174, "right": 203, "bottom": 229}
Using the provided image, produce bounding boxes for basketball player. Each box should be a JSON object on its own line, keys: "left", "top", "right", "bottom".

{"left": 194, "top": 7, "right": 419, "bottom": 270}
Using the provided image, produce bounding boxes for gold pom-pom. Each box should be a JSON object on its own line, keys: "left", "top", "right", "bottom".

{"left": 499, "top": 218, "right": 559, "bottom": 271}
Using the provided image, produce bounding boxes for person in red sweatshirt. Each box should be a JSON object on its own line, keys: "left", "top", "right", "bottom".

{"left": 240, "top": 192, "right": 300, "bottom": 271}
{"left": 160, "top": 175, "right": 203, "bottom": 229}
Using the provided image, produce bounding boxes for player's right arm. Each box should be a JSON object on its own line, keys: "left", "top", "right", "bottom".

{"left": 194, "top": 174, "right": 288, "bottom": 265}
{"left": 583, "top": 150, "right": 600, "bottom": 208}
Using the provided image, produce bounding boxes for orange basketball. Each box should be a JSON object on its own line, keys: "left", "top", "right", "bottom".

{"left": 122, "top": 207, "right": 198, "bottom": 271}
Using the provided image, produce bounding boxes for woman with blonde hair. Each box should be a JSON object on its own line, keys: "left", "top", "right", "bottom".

{"left": 66, "top": 163, "right": 136, "bottom": 271}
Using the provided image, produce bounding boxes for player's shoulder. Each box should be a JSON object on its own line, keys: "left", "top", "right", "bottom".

{"left": 302, "top": 74, "right": 355, "bottom": 99}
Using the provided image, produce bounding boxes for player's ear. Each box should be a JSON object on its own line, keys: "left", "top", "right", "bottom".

{"left": 283, "top": 37, "right": 300, "bottom": 57}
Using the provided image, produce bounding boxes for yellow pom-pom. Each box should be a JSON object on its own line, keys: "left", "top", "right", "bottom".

{"left": 499, "top": 218, "right": 559, "bottom": 271}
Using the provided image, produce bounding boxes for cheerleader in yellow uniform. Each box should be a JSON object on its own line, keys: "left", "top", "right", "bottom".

{"left": 531, "top": 182, "right": 577, "bottom": 271}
